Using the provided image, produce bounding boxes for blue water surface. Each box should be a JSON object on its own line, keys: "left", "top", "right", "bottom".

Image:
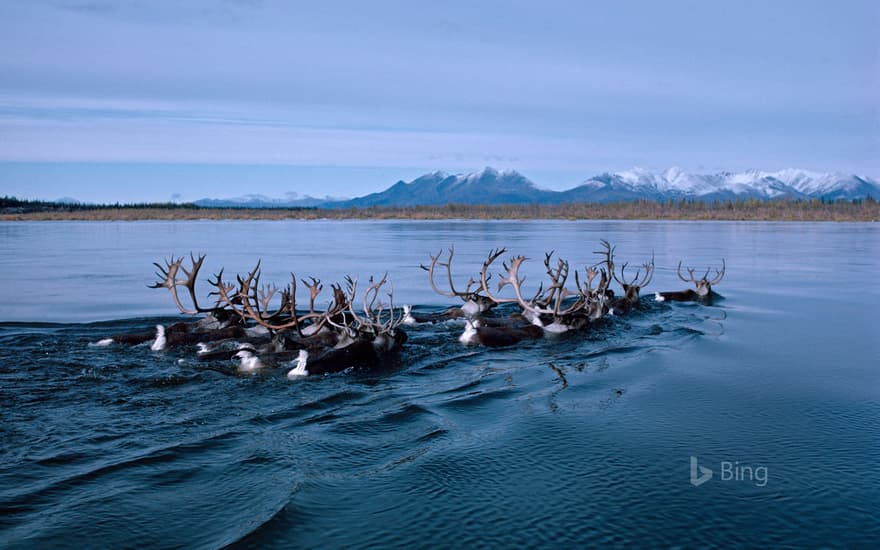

{"left": 1, "top": 220, "right": 878, "bottom": 548}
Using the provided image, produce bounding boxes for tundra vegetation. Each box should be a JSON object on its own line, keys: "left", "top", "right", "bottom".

{"left": 1, "top": 196, "right": 878, "bottom": 221}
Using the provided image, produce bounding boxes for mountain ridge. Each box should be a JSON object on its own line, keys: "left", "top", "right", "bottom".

{"left": 194, "top": 167, "right": 880, "bottom": 208}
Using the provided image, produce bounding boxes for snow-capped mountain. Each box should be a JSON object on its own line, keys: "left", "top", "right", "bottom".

{"left": 560, "top": 167, "right": 879, "bottom": 203}
{"left": 334, "top": 167, "right": 556, "bottom": 207}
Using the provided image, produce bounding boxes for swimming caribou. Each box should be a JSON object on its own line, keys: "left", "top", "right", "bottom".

{"left": 417, "top": 244, "right": 498, "bottom": 320}
{"left": 99, "top": 241, "right": 725, "bottom": 369}
{"left": 138, "top": 254, "right": 407, "bottom": 376}
{"left": 417, "top": 242, "right": 653, "bottom": 344}
{"left": 656, "top": 260, "right": 725, "bottom": 303}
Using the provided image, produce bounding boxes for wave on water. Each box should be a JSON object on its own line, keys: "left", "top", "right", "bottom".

{"left": 4, "top": 293, "right": 875, "bottom": 547}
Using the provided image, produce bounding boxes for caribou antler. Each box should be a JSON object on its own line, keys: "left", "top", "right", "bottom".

{"left": 478, "top": 247, "right": 520, "bottom": 305}
{"left": 421, "top": 244, "right": 482, "bottom": 302}
{"left": 594, "top": 240, "right": 616, "bottom": 283}
{"left": 208, "top": 268, "right": 239, "bottom": 311}
{"left": 612, "top": 251, "right": 654, "bottom": 290}
{"left": 302, "top": 277, "right": 323, "bottom": 315}
{"left": 346, "top": 273, "right": 403, "bottom": 336}
{"left": 206, "top": 261, "right": 332, "bottom": 334}
{"left": 677, "top": 259, "right": 725, "bottom": 288}
{"left": 150, "top": 253, "right": 216, "bottom": 315}
{"left": 500, "top": 255, "right": 586, "bottom": 319}
{"left": 541, "top": 251, "right": 580, "bottom": 314}
{"left": 151, "top": 254, "right": 408, "bottom": 344}
{"left": 709, "top": 259, "right": 725, "bottom": 285}
{"left": 574, "top": 266, "right": 600, "bottom": 296}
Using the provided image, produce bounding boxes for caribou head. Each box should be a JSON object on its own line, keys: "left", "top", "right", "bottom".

{"left": 614, "top": 257, "right": 655, "bottom": 304}
{"left": 422, "top": 244, "right": 496, "bottom": 316}
{"left": 678, "top": 259, "right": 725, "bottom": 297}
{"left": 594, "top": 239, "right": 654, "bottom": 308}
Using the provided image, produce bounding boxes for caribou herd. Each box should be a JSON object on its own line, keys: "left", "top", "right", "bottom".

{"left": 99, "top": 241, "right": 725, "bottom": 377}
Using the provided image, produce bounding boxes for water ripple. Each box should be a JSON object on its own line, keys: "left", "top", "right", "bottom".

{"left": 3, "top": 282, "right": 878, "bottom": 547}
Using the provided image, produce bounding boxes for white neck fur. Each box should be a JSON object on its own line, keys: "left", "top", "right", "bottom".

{"left": 287, "top": 349, "right": 309, "bottom": 378}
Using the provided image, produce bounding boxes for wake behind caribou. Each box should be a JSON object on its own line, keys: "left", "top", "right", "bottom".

{"left": 97, "top": 242, "right": 725, "bottom": 376}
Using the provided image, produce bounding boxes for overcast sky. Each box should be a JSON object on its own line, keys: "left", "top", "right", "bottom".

{"left": 1, "top": 0, "right": 877, "bottom": 203}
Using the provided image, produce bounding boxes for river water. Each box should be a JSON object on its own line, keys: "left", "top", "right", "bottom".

{"left": 1, "top": 220, "right": 878, "bottom": 547}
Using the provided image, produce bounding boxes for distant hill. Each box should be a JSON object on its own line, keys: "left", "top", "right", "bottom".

{"left": 193, "top": 193, "right": 341, "bottom": 209}
{"left": 194, "top": 167, "right": 880, "bottom": 208}
{"left": 329, "top": 168, "right": 558, "bottom": 208}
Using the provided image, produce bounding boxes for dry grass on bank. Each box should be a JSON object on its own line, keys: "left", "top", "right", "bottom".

{"left": 2, "top": 200, "right": 878, "bottom": 222}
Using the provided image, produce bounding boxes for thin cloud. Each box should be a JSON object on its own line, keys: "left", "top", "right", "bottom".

{"left": 0, "top": 0, "right": 876, "bottom": 201}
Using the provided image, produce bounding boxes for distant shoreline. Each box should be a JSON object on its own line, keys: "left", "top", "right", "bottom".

{"left": 1, "top": 200, "right": 878, "bottom": 222}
